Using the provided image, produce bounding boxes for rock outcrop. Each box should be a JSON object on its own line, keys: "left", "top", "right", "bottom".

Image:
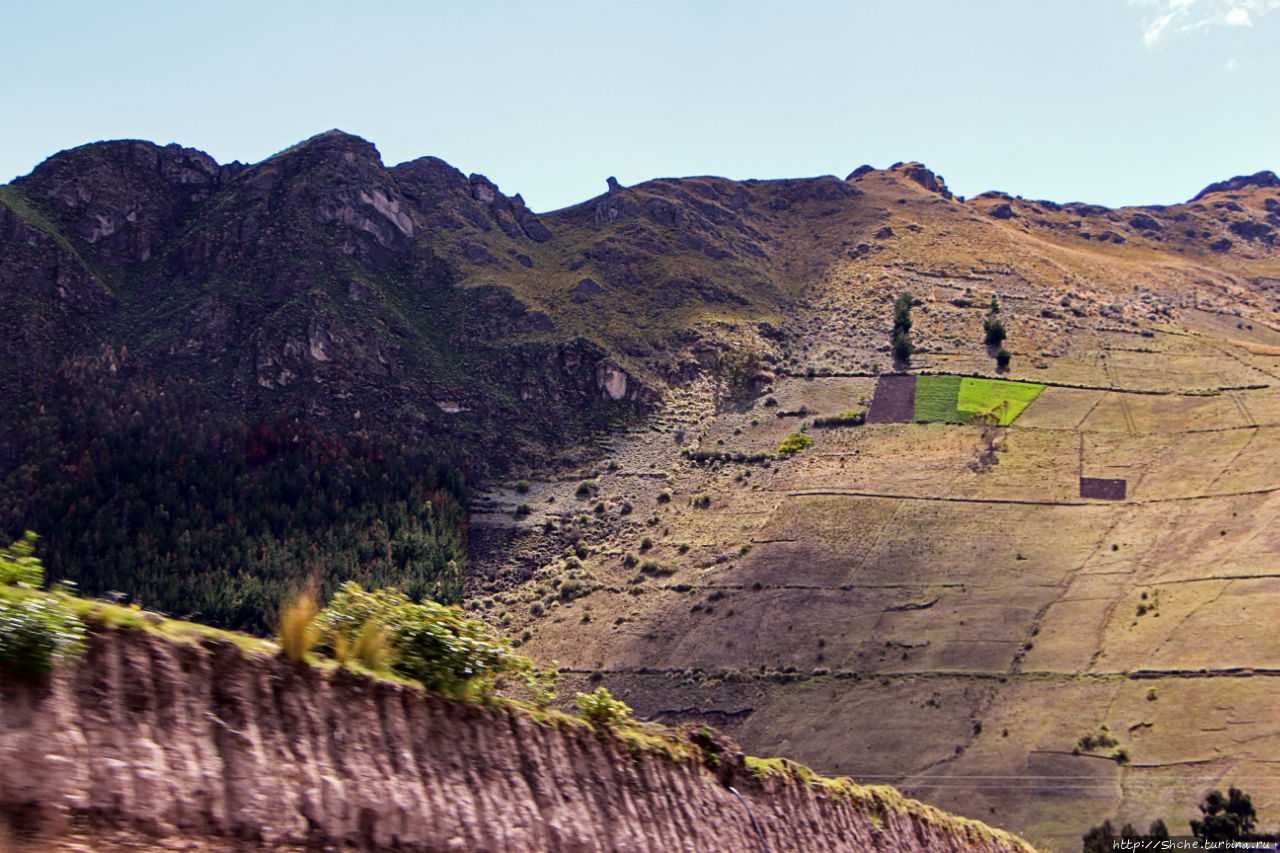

{"left": 0, "top": 627, "right": 1037, "bottom": 853}
{"left": 1192, "top": 170, "right": 1280, "bottom": 201}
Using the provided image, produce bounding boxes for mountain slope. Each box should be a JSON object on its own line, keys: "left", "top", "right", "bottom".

{"left": 464, "top": 164, "right": 1280, "bottom": 850}
{"left": 3, "top": 134, "right": 1280, "bottom": 849}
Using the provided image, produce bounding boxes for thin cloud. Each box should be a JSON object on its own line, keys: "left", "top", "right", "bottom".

{"left": 1132, "top": 0, "right": 1280, "bottom": 46}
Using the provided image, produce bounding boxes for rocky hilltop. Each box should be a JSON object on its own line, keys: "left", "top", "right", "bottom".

{"left": 0, "top": 626, "right": 1036, "bottom": 853}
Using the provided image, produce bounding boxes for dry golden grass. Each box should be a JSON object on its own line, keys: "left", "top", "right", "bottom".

{"left": 277, "top": 586, "right": 319, "bottom": 661}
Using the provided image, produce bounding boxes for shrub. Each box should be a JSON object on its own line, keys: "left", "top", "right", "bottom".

{"left": 0, "top": 531, "right": 43, "bottom": 587}
{"left": 1076, "top": 730, "right": 1118, "bottom": 751}
{"left": 558, "top": 579, "right": 589, "bottom": 602}
{"left": 575, "top": 480, "right": 596, "bottom": 498}
{"left": 656, "top": 490, "right": 672, "bottom": 503}
{"left": 718, "top": 349, "right": 762, "bottom": 396}
{"left": 777, "top": 432, "right": 815, "bottom": 457}
{"left": 812, "top": 410, "right": 866, "bottom": 428}
{"left": 622, "top": 551, "right": 639, "bottom": 568}
{"left": 0, "top": 531, "right": 87, "bottom": 680}
{"left": 388, "top": 599, "right": 513, "bottom": 695}
{"left": 692, "top": 493, "right": 713, "bottom": 508}
{"left": 314, "top": 581, "right": 410, "bottom": 654}
{"left": 639, "top": 559, "right": 676, "bottom": 577}
{"left": 314, "top": 581, "right": 534, "bottom": 696}
{"left": 514, "top": 480, "right": 531, "bottom": 494}
{"left": 514, "top": 503, "right": 532, "bottom": 518}
{"left": 575, "top": 687, "right": 633, "bottom": 731}
{"left": 350, "top": 618, "right": 393, "bottom": 670}
{"left": 640, "top": 536, "right": 654, "bottom": 551}
{"left": 0, "top": 593, "right": 86, "bottom": 680}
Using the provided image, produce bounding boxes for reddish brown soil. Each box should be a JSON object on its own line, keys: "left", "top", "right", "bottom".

{"left": 1079, "top": 477, "right": 1127, "bottom": 500}
{"left": 867, "top": 374, "right": 917, "bottom": 423}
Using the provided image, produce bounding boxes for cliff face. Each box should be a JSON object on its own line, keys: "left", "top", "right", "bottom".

{"left": 0, "top": 627, "right": 1035, "bottom": 853}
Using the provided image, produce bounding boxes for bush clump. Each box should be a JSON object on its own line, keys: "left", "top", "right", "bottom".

{"left": 0, "top": 594, "right": 87, "bottom": 680}
{"left": 389, "top": 601, "right": 512, "bottom": 694}
{"left": 777, "top": 432, "right": 815, "bottom": 457}
{"left": 0, "top": 532, "right": 44, "bottom": 588}
{"left": 0, "top": 532, "right": 86, "bottom": 680}
{"left": 314, "top": 581, "right": 544, "bottom": 697}
{"left": 575, "top": 686, "right": 633, "bottom": 731}
{"left": 639, "top": 559, "right": 676, "bottom": 577}
{"left": 812, "top": 410, "right": 866, "bottom": 429}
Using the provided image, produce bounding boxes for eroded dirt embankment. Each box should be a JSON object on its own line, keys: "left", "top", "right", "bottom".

{"left": 0, "top": 628, "right": 1035, "bottom": 852}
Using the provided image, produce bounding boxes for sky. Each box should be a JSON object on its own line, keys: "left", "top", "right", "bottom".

{"left": 2, "top": 0, "right": 1278, "bottom": 213}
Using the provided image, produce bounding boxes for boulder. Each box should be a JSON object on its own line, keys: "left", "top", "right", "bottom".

{"left": 1128, "top": 213, "right": 1162, "bottom": 231}
{"left": 571, "top": 278, "right": 604, "bottom": 296}
{"left": 1228, "top": 220, "right": 1276, "bottom": 242}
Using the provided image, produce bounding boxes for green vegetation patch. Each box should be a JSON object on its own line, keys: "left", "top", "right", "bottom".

{"left": 912, "top": 375, "right": 1044, "bottom": 425}
{"left": 777, "top": 432, "right": 815, "bottom": 457}
{"left": 957, "top": 377, "right": 1044, "bottom": 425}
{"left": 912, "top": 375, "right": 964, "bottom": 423}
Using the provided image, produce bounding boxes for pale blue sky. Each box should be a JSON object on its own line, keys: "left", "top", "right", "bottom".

{"left": 2, "top": 0, "right": 1277, "bottom": 212}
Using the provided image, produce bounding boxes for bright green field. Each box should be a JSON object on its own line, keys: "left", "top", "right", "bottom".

{"left": 912, "top": 375, "right": 964, "bottom": 422}
{"left": 912, "top": 375, "right": 1044, "bottom": 425}
{"left": 956, "top": 377, "right": 1044, "bottom": 425}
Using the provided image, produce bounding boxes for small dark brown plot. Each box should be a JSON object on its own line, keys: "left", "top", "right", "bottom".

{"left": 1080, "top": 477, "right": 1126, "bottom": 500}
{"left": 866, "top": 374, "right": 917, "bottom": 424}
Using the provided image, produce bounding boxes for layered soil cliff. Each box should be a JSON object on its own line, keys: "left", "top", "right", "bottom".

{"left": 0, "top": 626, "right": 1035, "bottom": 853}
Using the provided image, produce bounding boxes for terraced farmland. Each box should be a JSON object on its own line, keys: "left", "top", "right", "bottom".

{"left": 873, "top": 373, "right": 1045, "bottom": 426}
{"left": 467, "top": 166, "right": 1280, "bottom": 851}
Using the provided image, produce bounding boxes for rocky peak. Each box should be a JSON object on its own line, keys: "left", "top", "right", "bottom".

{"left": 455, "top": 173, "right": 553, "bottom": 243}
{"left": 887, "top": 161, "right": 953, "bottom": 199}
{"left": 282, "top": 129, "right": 384, "bottom": 170}
{"left": 469, "top": 173, "right": 499, "bottom": 204}
{"left": 1192, "top": 170, "right": 1280, "bottom": 202}
{"left": 14, "top": 139, "right": 230, "bottom": 265}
